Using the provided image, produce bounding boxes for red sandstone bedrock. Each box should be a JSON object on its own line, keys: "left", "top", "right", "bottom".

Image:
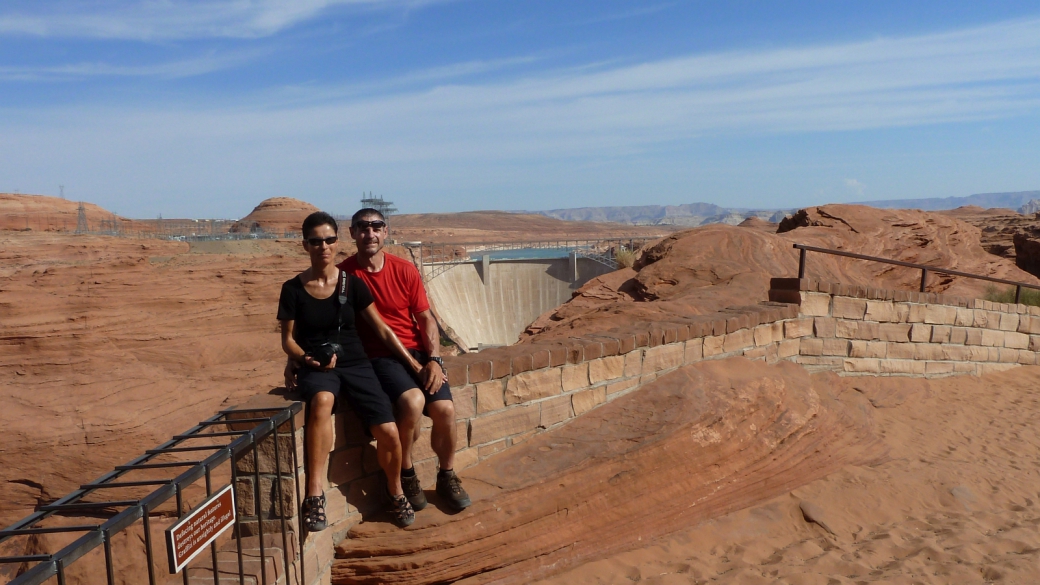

{"left": 331, "top": 358, "right": 886, "bottom": 584}
{"left": 523, "top": 204, "right": 1040, "bottom": 342}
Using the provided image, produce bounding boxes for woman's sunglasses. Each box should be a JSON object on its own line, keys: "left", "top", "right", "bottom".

{"left": 306, "top": 236, "right": 338, "bottom": 247}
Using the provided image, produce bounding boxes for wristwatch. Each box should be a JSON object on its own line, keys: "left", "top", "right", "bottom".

{"left": 429, "top": 356, "right": 444, "bottom": 368}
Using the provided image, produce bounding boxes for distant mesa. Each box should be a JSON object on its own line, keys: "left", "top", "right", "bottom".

{"left": 533, "top": 189, "right": 1040, "bottom": 229}
{"left": 1019, "top": 199, "right": 1040, "bottom": 215}
{"left": 231, "top": 197, "right": 318, "bottom": 236}
{"left": 737, "top": 216, "right": 776, "bottom": 231}
{"left": 853, "top": 190, "right": 1040, "bottom": 213}
{"left": 0, "top": 192, "right": 129, "bottom": 232}
{"left": 537, "top": 203, "right": 792, "bottom": 227}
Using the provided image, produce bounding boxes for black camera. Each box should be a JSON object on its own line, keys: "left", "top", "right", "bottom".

{"left": 306, "top": 343, "right": 342, "bottom": 368}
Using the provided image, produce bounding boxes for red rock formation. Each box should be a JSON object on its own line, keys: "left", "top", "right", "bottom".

{"left": 231, "top": 197, "right": 319, "bottom": 235}
{"left": 0, "top": 193, "right": 130, "bottom": 232}
{"left": 523, "top": 204, "right": 1039, "bottom": 341}
{"left": 332, "top": 359, "right": 886, "bottom": 584}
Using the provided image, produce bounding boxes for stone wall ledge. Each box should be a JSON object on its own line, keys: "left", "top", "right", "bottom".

{"left": 442, "top": 301, "right": 799, "bottom": 386}
{"left": 769, "top": 277, "right": 1040, "bottom": 315}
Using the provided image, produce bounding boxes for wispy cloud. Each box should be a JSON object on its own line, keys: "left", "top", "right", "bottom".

{"left": 844, "top": 178, "right": 866, "bottom": 196}
{"left": 0, "top": 50, "right": 265, "bottom": 81}
{"left": 3, "top": 18, "right": 1040, "bottom": 214}
{"left": 0, "top": 0, "right": 449, "bottom": 40}
{"left": 256, "top": 16, "right": 1040, "bottom": 152}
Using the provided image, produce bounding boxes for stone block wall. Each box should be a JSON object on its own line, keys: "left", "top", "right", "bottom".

{"left": 770, "top": 277, "right": 1040, "bottom": 376}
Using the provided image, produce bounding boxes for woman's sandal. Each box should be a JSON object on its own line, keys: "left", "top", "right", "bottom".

{"left": 302, "top": 493, "right": 328, "bottom": 532}
{"left": 386, "top": 492, "right": 415, "bottom": 528}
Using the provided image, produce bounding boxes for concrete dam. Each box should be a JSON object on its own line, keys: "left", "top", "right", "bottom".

{"left": 423, "top": 251, "right": 618, "bottom": 350}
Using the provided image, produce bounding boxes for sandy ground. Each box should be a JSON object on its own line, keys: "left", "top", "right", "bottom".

{"left": 537, "top": 366, "right": 1040, "bottom": 585}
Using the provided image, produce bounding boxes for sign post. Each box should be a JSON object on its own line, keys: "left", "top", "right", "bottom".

{"left": 166, "top": 484, "right": 236, "bottom": 574}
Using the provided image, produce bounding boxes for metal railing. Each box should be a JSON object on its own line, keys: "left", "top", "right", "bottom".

{"left": 0, "top": 402, "right": 304, "bottom": 585}
{"left": 794, "top": 243, "right": 1040, "bottom": 303}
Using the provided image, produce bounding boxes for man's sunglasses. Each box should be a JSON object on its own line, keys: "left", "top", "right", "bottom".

{"left": 306, "top": 236, "right": 338, "bottom": 246}
{"left": 352, "top": 220, "right": 386, "bottom": 231}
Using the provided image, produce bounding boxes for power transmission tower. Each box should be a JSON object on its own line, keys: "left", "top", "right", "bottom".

{"left": 76, "top": 202, "right": 88, "bottom": 234}
{"left": 59, "top": 185, "right": 65, "bottom": 199}
{"left": 359, "top": 192, "right": 398, "bottom": 223}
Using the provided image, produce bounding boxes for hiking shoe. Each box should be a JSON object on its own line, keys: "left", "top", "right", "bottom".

{"left": 386, "top": 491, "right": 415, "bottom": 528}
{"left": 436, "top": 470, "right": 471, "bottom": 511}
{"left": 401, "top": 473, "right": 428, "bottom": 511}
{"left": 301, "top": 493, "right": 328, "bottom": 532}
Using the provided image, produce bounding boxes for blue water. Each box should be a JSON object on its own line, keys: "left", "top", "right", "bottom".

{"left": 484, "top": 248, "right": 575, "bottom": 260}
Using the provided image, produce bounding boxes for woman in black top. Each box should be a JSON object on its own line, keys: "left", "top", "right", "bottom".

{"left": 278, "top": 211, "right": 422, "bottom": 530}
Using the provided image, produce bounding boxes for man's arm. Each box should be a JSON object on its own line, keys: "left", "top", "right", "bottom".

{"left": 414, "top": 309, "right": 444, "bottom": 392}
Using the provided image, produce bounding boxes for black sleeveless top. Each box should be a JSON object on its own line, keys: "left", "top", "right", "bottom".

{"left": 276, "top": 272, "right": 374, "bottom": 366}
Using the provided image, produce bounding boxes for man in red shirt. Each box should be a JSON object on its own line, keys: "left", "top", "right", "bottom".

{"left": 338, "top": 208, "right": 470, "bottom": 512}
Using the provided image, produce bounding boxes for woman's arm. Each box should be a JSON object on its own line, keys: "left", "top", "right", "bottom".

{"left": 361, "top": 305, "right": 423, "bottom": 374}
{"left": 281, "top": 320, "right": 334, "bottom": 370}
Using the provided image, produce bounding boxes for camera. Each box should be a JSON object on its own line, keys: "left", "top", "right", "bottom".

{"left": 306, "top": 343, "right": 342, "bottom": 368}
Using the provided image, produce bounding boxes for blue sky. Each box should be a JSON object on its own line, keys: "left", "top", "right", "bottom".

{"left": 1, "top": 1, "right": 1039, "bottom": 218}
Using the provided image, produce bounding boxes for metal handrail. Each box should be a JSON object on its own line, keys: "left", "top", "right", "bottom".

{"left": 794, "top": 243, "right": 1040, "bottom": 303}
{"left": 0, "top": 402, "right": 304, "bottom": 585}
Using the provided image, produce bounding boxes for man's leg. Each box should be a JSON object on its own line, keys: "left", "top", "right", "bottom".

{"left": 394, "top": 388, "right": 426, "bottom": 470}
{"left": 427, "top": 396, "right": 470, "bottom": 510}
{"left": 427, "top": 399, "right": 456, "bottom": 471}
{"left": 304, "top": 391, "right": 336, "bottom": 498}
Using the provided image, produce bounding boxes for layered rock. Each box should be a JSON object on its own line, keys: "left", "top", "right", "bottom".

{"left": 332, "top": 359, "right": 886, "bottom": 584}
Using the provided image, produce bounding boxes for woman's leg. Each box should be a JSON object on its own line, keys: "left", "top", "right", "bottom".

{"left": 370, "top": 422, "right": 404, "bottom": 496}
{"left": 305, "top": 391, "right": 336, "bottom": 497}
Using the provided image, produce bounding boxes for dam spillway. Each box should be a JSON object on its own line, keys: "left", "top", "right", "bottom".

{"left": 424, "top": 253, "right": 617, "bottom": 350}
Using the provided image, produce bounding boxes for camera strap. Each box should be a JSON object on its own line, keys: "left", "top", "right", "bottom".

{"left": 335, "top": 269, "right": 349, "bottom": 333}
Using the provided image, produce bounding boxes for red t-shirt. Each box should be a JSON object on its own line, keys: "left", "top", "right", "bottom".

{"left": 338, "top": 253, "right": 430, "bottom": 358}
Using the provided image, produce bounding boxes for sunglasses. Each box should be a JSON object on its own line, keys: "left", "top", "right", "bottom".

{"left": 352, "top": 220, "right": 386, "bottom": 231}
{"left": 306, "top": 236, "right": 338, "bottom": 247}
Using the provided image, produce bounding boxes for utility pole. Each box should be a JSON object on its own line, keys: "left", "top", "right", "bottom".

{"left": 75, "top": 202, "right": 88, "bottom": 234}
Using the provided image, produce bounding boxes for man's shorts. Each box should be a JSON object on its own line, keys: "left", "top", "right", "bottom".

{"left": 296, "top": 362, "right": 395, "bottom": 429}
{"left": 371, "top": 349, "right": 453, "bottom": 413}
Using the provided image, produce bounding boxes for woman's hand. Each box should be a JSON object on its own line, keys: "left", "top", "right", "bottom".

{"left": 283, "top": 359, "right": 298, "bottom": 390}
{"left": 304, "top": 353, "right": 337, "bottom": 371}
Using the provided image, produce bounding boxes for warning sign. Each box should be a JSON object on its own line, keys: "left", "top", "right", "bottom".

{"left": 165, "top": 484, "right": 236, "bottom": 573}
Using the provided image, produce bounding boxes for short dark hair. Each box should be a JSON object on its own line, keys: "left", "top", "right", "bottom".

{"left": 351, "top": 208, "right": 385, "bottom": 227}
{"left": 301, "top": 211, "right": 338, "bottom": 238}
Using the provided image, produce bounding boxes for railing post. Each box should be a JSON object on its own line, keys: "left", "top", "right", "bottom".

{"left": 920, "top": 268, "right": 928, "bottom": 293}
{"left": 797, "top": 248, "right": 806, "bottom": 279}
{"left": 1016, "top": 285, "right": 1022, "bottom": 304}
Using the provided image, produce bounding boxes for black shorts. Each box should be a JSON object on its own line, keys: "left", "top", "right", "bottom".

{"left": 296, "top": 362, "right": 395, "bottom": 429}
{"left": 370, "top": 350, "right": 453, "bottom": 414}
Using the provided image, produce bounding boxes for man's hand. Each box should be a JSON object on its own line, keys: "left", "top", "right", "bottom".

{"left": 283, "top": 359, "right": 298, "bottom": 390}
{"left": 420, "top": 360, "right": 443, "bottom": 395}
